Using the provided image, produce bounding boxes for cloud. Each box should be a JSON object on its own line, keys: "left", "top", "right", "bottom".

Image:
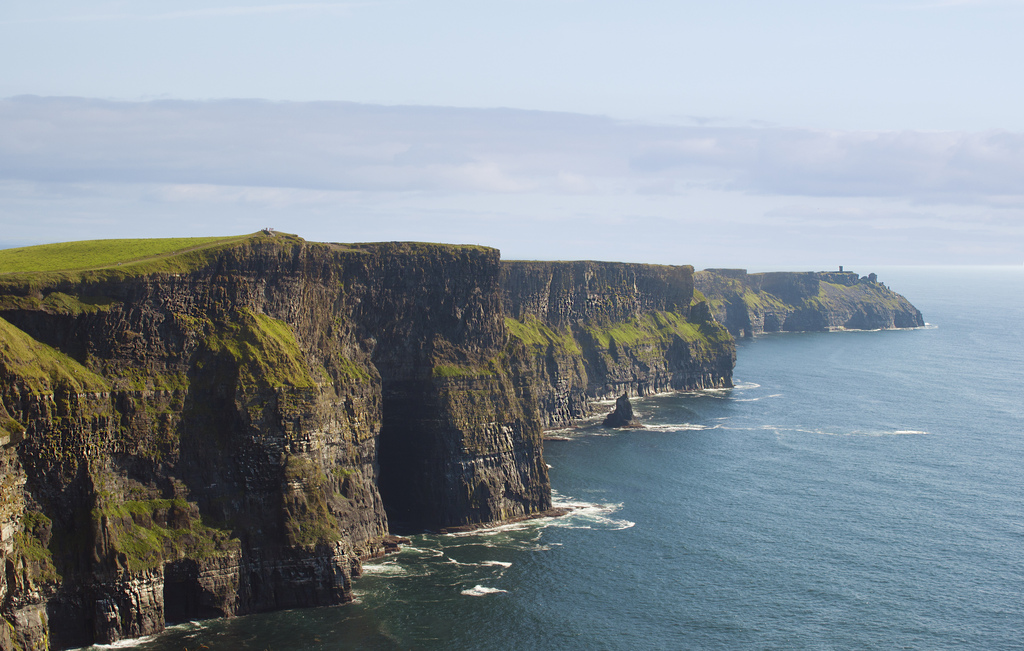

{"left": 4, "top": 96, "right": 1024, "bottom": 206}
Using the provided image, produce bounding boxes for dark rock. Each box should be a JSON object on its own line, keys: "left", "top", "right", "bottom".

{"left": 501, "top": 260, "right": 735, "bottom": 430}
{"left": 0, "top": 234, "right": 737, "bottom": 648}
{"left": 381, "top": 535, "right": 411, "bottom": 554}
{"left": 695, "top": 268, "right": 924, "bottom": 338}
{"left": 603, "top": 393, "right": 642, "bottom": 428}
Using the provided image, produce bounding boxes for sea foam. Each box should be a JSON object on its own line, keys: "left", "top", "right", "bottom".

{"left": 461, "top": 585, "right": 508, "bottom": 596}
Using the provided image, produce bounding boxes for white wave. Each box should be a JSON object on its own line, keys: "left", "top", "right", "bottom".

{"left": 360, "top": 562, "right": 407, "bottom": 576}
{"left": 642, "top": 423, "right": 716, "bottom": 432}
{"left": 789, "top": 427, "right": 930, "bottom": 438}
{"left": 481, "top": 560, "right": 513, "bottom": 568}
{"left": 461, "top": 585, "right": 508, "bottom": 596}
{"left": 399, "top": 545, "right": 447, "bottom": 558}
{"left": 731, "top": 381, "right": 762, "bottom": 390}
{"left": 549, "top": 496, "right": 635, "bottom": 531}
{"left": 544, "top": 426, "right": 577, "bottom": 436}
{"left": 446, "top": 522, "right": 533, "bottom": 538}
{"left": 76, "top": 635, "right": 159, "bottom": 650}
{"left": 733, "top": 393, "right": 782, "bottom": 402}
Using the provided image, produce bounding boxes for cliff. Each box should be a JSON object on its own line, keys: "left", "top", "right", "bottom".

{"left": 0, "top": 234, "right": 551, "bottom": 649}
{"left": 502, "top": 261, "right": 735, "bottom": 429}
{"left": 695, "top": 269, "right": 924, "bottom": 337}
{"left": 0, "top": 235, "right": 740, "bottom": 649}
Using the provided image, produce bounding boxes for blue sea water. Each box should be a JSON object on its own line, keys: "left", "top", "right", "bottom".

{"left": 117, "top": 267, "right": 1024, "bottom": 650}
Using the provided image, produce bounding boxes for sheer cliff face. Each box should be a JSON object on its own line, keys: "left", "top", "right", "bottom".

{"left": 342, "top": 244, "right": 550, "bottom": 533}
{"left": 695, "top": 269, "right": 925, "bottom": 337}
{"left": 0, "top": 238, "right": 738, "bottom": 649}
{"left": 502, "top": 261, "right": 736, "bottom": 429}
{"left": 0, "top": 238, "right": 548, "bottom": 649}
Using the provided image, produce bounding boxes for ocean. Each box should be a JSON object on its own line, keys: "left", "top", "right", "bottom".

{"left": 104, "top": 266, "right": 1024, "bottom": 650}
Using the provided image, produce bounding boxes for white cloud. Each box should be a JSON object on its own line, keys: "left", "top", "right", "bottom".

{"left": 4, "top": 97, "right": 1024, "bottom": 202}
{"left": 2, "top": 97, "right": 1023, "bottom": 264}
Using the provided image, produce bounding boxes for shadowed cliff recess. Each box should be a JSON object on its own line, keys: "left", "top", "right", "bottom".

{"left": 0, "top": 233, "right": 921, "bottom": 649}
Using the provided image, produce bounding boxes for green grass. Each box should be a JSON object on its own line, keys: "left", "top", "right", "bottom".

{"left": 94, "top": 498, "right": 240, "bottom": 571}
{"left": 505, "top": 316, "right": 582, "bottom": 355}
{"left": 0, "top": 235, "right": 256, "bottom": 274}
{"left": 432, "top": 363, "right": 497, "bottom": 379}
{"left": 0, "top": 292, "right": 120, "bottom": 315}
{"left": 0, "top": 316, "right": 108, "bottom": 394}
{"left": 740, "top": 288, "right": 789, "bottom": 312}
{"left": 16, "top": 511, "right": 57, "bottom": 581}
{"left": 205, "top": 309, "right": 317, "bottom": 389}
{"left": 586, "top": 310, "right": 732, "bottom": 349}
{"left": 0, "top": 232, "right": 305, "bottom": 293}
{"left": 335, "top": 354, "right": 372, "bottom": 383}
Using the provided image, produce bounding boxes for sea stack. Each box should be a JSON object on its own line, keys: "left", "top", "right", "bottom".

{"left": 603, "top": 393, "right": 642, "bottom": 428}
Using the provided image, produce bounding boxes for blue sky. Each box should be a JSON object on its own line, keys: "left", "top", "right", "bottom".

{"left": 2, "top": 0, "right": 1023, "bottom": 267}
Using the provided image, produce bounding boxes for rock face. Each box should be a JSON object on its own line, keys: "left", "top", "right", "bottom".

{"left": 0, "top": 236, "right": 552, "bottom": 649}
{"left": 603, "top": 394, "right": 641, "bottom": 429}
{"left": 0, "top": 236, "right": 739, "bottom": 649}
{"left": 695, "top": 269, "right": 925, "bottom": 338}
{"left": 0, "top": 240, "right": 929, "bottom": 648}
{"left": 502, "top": 261, "right": 735, "bottom": 429}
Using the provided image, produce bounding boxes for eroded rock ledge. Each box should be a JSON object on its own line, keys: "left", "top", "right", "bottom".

{"left": 0, "top": 239, "right": 926, "bottom": 649}
{"left": 0, "top": 235, "right": 737, "bottom": 649}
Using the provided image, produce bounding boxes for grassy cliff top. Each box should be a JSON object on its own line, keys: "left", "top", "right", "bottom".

{"left": 0, "top": 232, "right": 310, "bottom": 292}
{"left": 0, "top": 234, "right": 258, "bottom": 274}
{"left": 0, "top": 235, "right": 497, "bottom": 276}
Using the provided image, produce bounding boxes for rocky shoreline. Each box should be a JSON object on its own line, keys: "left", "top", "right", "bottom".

{"left": 0, "top": 234, "right": 923, "bottom": 650}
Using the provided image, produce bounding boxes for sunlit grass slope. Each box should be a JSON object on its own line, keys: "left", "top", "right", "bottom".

{"left": 0, "top": 235, "right": 253, "bottom": 274}
{"left": 0, "top": 233, "right": 300, "bottom": 290}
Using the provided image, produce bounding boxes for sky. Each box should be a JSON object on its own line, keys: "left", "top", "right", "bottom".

{"left": 2, "top": 0, "right": 1023, "bottom": 268}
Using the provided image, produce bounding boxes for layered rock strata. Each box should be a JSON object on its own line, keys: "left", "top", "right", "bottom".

{"left": 501, "top": 261, "right": 736, "bottom": 429}
{"left": 0, "top": 236, "right": 550, "bottom": 649}
{"left": 695, "top": 269, "right": 925, "bottom": 338}
{"left": 0, "top": 238, "right": 929, "bottom": 649}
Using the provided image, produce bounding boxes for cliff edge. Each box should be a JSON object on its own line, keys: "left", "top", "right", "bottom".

{"left": 695, "top": 268, "right": 924, "bottom": 337}
{"left": 502, "top": 261, "right": 735, "bottom": 429}
{"left": 0, "top": 234, "right": 741, "bottom": 649}
{"left": 0, "top": 234, "right": 551, "bottom": 649}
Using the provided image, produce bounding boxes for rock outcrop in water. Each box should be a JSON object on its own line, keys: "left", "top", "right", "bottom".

{"left": 695, "top": 269, "right": 924, "bottom": 337}
{"left": 603, "top": 394, "right": 641, "bottom": 429}
{"left": 0, "top": 235, "right": 736, "bottom": 649}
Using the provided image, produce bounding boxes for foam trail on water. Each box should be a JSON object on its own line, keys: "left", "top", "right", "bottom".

{"left": 360, "top": 562, "right": 407, "bottom": 576}
{"left": 550, "top": 495, "right": 635, "bottom": 531}
{"left": 461, "top": 585, "right": 508, "bottom": 596}
{"left": 642, "top": 423, "right": 718, "bottom": 432}
{"left": 731, "top": 381, "right": 762, "bottom": 390}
